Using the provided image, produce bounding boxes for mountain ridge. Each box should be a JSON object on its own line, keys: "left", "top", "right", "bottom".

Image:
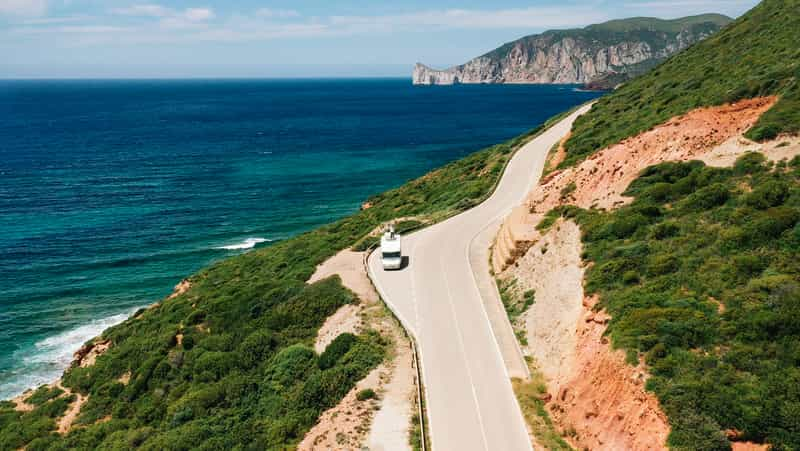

{"left": 413, "top": 14, "right": 732, "bottom": 87}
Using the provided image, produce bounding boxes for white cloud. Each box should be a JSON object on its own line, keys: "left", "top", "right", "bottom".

{"left": 329, "top": 7, "right": 608, "bottom": 31}
{"left": 183, "top": 8, "right": 213, "bottom": 22}
{"left": 9, "top": 4, "right": 613, "bottom": 44}
{"left": 20, "top": 15, "right": 86, "bottom": 25}
{"left": 13, "top": 24, "right": 128, "bottom": 34}
{"left": 112, "top": 4, "right": 214, "bottom": 22}
{"left": 112, "top": 4, "right": 170, "bottom": 17}
{"left": 256, "top": 8, "right": 300, "bottom": 19}
{"left": 109, "top": 4, "right": 214, "bottom": 30}
{"left": 0, "top": 0, "right": 47, "bottom": 16}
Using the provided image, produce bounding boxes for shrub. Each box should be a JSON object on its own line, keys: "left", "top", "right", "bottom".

{"left": 238, "top": 330, "right": 277, "bottom": 369}
{"left": 651, "top": 222, "right": 680, "bottom": 240}
{"left": 356, "top": 389, "right": 376, "bottom": 401}
{"left": 193, "top": 351, "right": 237, "bottom": 381}
{"left": 25, "top": 386, "right": 63, "bottom": 406}
{"left": 560, "top": 181, "right": 577, "bottom": 200}
{"left": 623, "top": 270, "right": 640, "bottom": 285}
{"left": 266, "top": 345, "right": 317, "bottom": 390}
{"left": 744, "top": 180, "right": 790, "bottom": 209}
{"left": 523, "top": 289, "right": 536, "bottom": 309}
{"left": 185, "top": 310, "right": 206, "bottom": 326}
{"left": 679, "top": 183, "right": 729, "bottom": 211}
{"left": 606, "top": 213, "right": 650, "bottom": 239}
{"left": 318, "top": 333, "right": 358, "bottom": 370}
{"left": 734, "top": 152, "right": 767, "bottom": 175}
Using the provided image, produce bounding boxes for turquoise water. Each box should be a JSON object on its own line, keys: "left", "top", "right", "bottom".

{"left": 0, "top": 79, "right": 601, "bottom": 398}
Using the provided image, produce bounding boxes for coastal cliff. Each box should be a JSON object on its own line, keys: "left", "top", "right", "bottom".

{"left": 413, "top": 14, "right": 731, "bottom": 86}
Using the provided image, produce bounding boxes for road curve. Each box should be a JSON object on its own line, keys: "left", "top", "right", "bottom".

{"left": 368, "top": 105, "right": 592, "bottom": 451}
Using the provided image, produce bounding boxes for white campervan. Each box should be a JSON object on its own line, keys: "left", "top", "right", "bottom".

{"left": 380, "top": 225, "right": 402, "bottom": 270}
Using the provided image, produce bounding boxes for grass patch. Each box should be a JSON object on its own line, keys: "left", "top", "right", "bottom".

{"left": 513, "top": 361, "right": 573, "bottom": 450}
{"left": 355, "top": 389, "right": 376, "bottom": 402}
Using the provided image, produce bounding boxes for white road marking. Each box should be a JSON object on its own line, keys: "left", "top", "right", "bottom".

{"left": 439, "top": 251, "right": 491, "bottom": 451}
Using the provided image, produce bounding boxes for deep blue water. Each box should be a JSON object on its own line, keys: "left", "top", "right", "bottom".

{"left": 0, "top": 78, "right": 600, "bottom": 398}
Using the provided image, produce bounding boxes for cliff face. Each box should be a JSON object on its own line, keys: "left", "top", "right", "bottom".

{"left": 413, "top": 14, "right": 731, "bottom": 86}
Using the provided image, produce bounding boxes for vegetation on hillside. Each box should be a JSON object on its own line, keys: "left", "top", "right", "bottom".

{"left": 0, "top": 110, "right": 568, "bottom": 450}
{"left": 485, "top": 14, "right": 730, "bottom": 63}
{"left": 584, "top": 14, "right": 732, "bottom": 33}
{"left": 554, "top": 154, "right": 800, "bottom": 449}
{"left": 562, "top": 0, "right": 800, "bottom": 168}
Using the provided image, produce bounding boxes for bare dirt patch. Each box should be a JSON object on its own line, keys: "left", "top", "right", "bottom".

{"left": 529, "top": 97, "right": 777, "bottom": 213}
{"left": 501, "top": 219, "right": 583, "bottom": 387}
{"left": 314, "top": 304, "right": 363, "bottom": 354}
{"left": 366, "top": 330, "right": 415, "bottom": 451}
{"left": 72, "top": 339, "right": 111, "bottom": 369}
{"left": 549, "top": 296, "right": 670, "bottom": 451}
{"left": 56, "top": 386, "right": 87, "bottom": 434}
{"left": 700, "top": 135, "right": 800, "bottom": 167}
{"left": 10, "top": 392, "right": 35, "bottom": 412}
{"left": 309, "top": 249, "right": 379, "bottom": 303}
{"left": 168, "top": 278, "right": 192, "bottom": 300}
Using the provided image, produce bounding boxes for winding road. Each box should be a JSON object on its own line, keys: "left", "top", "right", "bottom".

{"left": 367, "top": 104, "right": 591, "bottom": 450}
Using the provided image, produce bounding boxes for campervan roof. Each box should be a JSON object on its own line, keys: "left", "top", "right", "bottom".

{"left": 381, "top": 232, "right": 401, "bottom": 253}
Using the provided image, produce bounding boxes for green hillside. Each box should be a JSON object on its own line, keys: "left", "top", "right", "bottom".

{"left": 0, "top": 110, "right": 568, "bottom": 450}
{"left": 562, "top": 0, "right": 800, "bottom": 168}
{"left": 586, "top": 14, "right": 732, "bottom": 33}
{"left": 484, "top": 14, "right": 731, "bottom": 64}
{"left": 553, "top": 154, "right": 800, "bottom": 449}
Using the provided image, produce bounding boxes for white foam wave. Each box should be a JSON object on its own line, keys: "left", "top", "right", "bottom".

{"left": 217, "top": 237, "right": 270, "bottom": 250}
{"left": 0, "top": 308, "right": 139, "bottom": 400}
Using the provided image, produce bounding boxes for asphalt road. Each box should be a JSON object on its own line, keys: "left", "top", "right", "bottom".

{"left": 368, "top": 105, "right": 591, "bottom": 451}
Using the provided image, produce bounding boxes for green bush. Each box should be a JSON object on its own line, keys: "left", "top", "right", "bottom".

{"left": 744, "top": 180, "right": 791, "bottom": 209}
{"left": 238, "top": 330, "right": 277, "bottom": 369}
{"left": 734, "top": 152, "right": 768, "bottom": 175}
{"left": 356, "top": 389, "right": 376, "bottom": 401}
{"left": 679, "top": 183, "right": 729, "bottom": 211}
{"left": 24, "top": 386, "right": 63, "bottom": 406}
{"left": 318, "top": 333, "right": 357, "bottom": 370}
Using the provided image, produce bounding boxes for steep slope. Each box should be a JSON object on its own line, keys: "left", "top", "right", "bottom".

{"left": 563, "top": 0, "right": 800, "bottom": 167}
{"left": 490, "top": 0, "right": 800, "bottom": 449}
{"left": 413, "top": 14, "right": 731, "bottom": 86}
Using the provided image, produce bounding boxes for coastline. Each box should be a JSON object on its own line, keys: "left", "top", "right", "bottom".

{"left": 0, "top": 80, "right": 600, "bottom": 403}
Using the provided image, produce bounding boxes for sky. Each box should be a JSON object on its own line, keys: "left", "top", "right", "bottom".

{"left": 1, "top": 0, "right": 761, "bottom": 78}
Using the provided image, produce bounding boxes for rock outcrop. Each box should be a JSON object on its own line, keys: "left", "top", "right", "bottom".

{"left": 413, "top": 14, "right": 731, "bottom": 86}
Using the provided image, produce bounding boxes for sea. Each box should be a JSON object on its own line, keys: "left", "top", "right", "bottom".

{"left": 0, "top": 78, "right": 601, "bottom": 399}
